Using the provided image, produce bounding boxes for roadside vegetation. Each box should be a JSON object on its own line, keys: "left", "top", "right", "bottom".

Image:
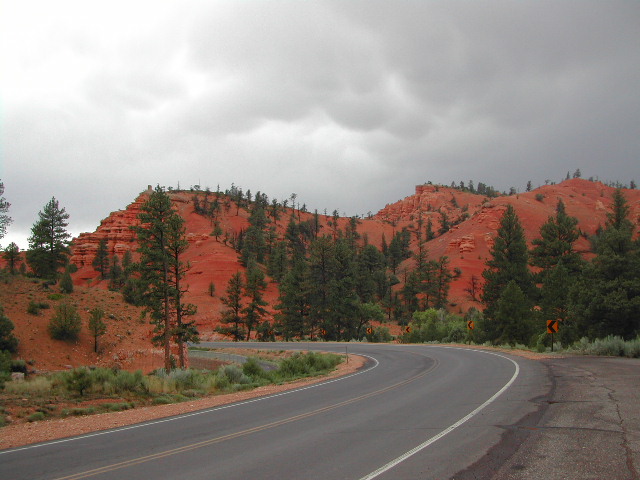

{"left": 0, "top": 350, "right": 342, "bottom": 427}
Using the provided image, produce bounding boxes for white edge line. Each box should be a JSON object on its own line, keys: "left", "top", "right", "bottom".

{"left": 1, "top": 354, "right": 379, "bottom": 456}
{"left": 359, "top": 347, "right": 520, "bottom": 480}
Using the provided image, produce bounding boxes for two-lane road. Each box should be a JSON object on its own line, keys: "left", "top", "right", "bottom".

{"left": 1, "top": 344, "right": 549, "bottom": 479}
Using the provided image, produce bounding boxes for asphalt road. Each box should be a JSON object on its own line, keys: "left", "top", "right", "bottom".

{"left": 1, "top": 343, "right": 549, "bottom": 480}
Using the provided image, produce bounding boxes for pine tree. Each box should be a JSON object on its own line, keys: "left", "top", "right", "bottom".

{"left": 328, "top": 238, "right": 359, "bottom": 340}
{"left": 88, "top": 307, "right": 107, "bottom": 353}
{"left": 92, "top": 238, "right": 110, "bottom": 280}
{"left": 433, "top": 256, "right": 454, "bottom": 309}
{"left": 275, "top": 254, "right": 310, "bottom": 340}
{"left": 569, "top": 189, "right": 640, "bottom": 339}
{"left": 218, "top": 272, "right": 245, "bottom": 341}
{"left": 494, "top": 281, "right": 535, "bottom": 345}
{"left": 109, "top": 255, "right": 124, "bottom": 290}
{"left": 242, "top": 264, "right": 268, "bottom": 340}
{"left": 165, "top": 212, "right": 198, "bottom": 368}
{"left": 307, "top": 236, "right": 334, "bottom": 338}
{"left": 267, "top": 240, "right": 288, "bottom": 282}
{"left": 0, "top": 304, "right": 18, "bottom": 353}
{"left": 354, "top": 243, "right": 386, "bottom": 303}
{"left": 48, "top": 303, "right": 82, "bottom": 341}
{"left": 26, "top": 197, "right": 71, "bottom": 279}
{"left": 3, "top": 242, "right": 20, "bottom": 275}
{"left": 60, "top": 269, "right": 74, "bottom": 294}
{"left": 530, "top": 200, "right": 582, "bottom": 275}
{"left": 131, "top": 186, "right": 183, "bottom": 371}
{"left": 481, "top": 205, "right": 535, "bottom": 341}
{"left": 241, "top": 205, "right": 268, "bottom": 266}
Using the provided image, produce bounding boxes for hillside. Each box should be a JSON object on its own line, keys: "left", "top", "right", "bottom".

{"left": 3, "top": 179, "right": 639, "bottom": 371}
{"left": 65, "top": 179, "right": 640, "bottom": 320}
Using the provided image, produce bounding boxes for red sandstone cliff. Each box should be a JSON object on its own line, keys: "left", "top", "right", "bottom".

{"left": 66, "top": 179, "right": 640, "bottom": 330}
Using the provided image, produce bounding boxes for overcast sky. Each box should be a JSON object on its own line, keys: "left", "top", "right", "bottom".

{"left": 1, "top": 1, "right": 639, "bottom": 249}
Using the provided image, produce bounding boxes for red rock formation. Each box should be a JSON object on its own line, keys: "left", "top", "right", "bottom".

{"left": 66, "top": 179, "right": 640, "bottom": 329}
{"left": 70, "top": 192, "right": 149, "bottom": 283}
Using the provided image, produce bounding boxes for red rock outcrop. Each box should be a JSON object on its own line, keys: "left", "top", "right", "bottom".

{"left": 66, "top": 179, "right": 640, "bottom": 327}
{"left": 70, "top": 192, "right": 150, "bottom": 283}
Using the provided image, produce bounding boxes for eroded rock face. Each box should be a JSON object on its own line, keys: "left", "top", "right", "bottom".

{"left": 64, "top": 179, "right": 640, "bottom": 317}
{"left": 70, "top": 193, "right": 148, "bottom": 268}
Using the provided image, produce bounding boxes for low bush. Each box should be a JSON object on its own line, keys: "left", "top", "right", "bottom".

{"left": 28, "top": 412, "right": 46, "bottom": 422}
{"left": 567, "top": 336, "right": 640, "bottom": 358}
{"left": 27, "top": 301, "right": 49, "bottom": 315}
{"left": 48, "top": 303, "right": 82, "bottom": 341}
{"left": 275, "top": 352, "right": 341, "bottom": 380}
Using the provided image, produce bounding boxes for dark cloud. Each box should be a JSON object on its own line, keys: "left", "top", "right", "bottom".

{"left": 2, "top": 0, "right": 638, "bottom": 249}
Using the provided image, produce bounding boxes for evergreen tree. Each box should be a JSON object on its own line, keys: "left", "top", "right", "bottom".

{"left": 401, "top": 271, "right": 421, "bottom": 316}
{"left": 328, "top": 238, "right": 359, "bottom": 340}
{"left": 48, "top": 303, "right": 82, "bottom": 341}
{"left": 275, "top": 254, "right": 310, "bottom": 340}
{"left": 241, "top": 205, "right": 268, "bottom": 266}
{"left": 0, "top": 304, "right": 18, "bottom": 353}
{"left": 0, "top": 181, "right": 11, "bottom": 242}
{"left": 307, "top": 236, "right": 334, "bottom": 338}
{"left": 165, "top": 212, "right": 198, "bottom": 368}
{"left": 92, "top": 238, "right": 110, "bottom": 280}
{"left": 3, "top": 242, "right": 20, "bottom": 275}
{"left": 26, "top": 197, "right": 71, "bottom": 279}
{"left": 242, "top": 264, "right": 268, "bottom": 340}
{"left": 60, "top": 269, "right": 74, "bottom": 294}
{"left": 218, "top": 272, "right": 245, "bottom": 341}
{"left": 569, "top": 189, "right": 640, "bottom": 339}
{"left": 433, "top": 256, "right": 454, "bottom": 309}
{"left": 530, "top": 200, "right": 583, "bottom": 275}
{"left": 88, "top": 307, "right": 106, "bottom": 353}
{"left": 494, "top": 281, "right": 535, "bottom": 345}
{"left": 109, "top": 255, "right": 124, "bottom": 290}
{"left": 481, "top": 205, "right": 535, "bottom": 341}
{"left": 267, "top": 240, "right": 288, "bottom": 282}
{"left": 131, "top": 186, "right": 182, "bottom": 370}
{"left": 425, "top": 218, "right": 435, "bottom": 241}
{"left": 438, "top": 210, "right": 450, "bottom": 235}
{"left": 354, "top": 243, "right": 387, "bottom": 303}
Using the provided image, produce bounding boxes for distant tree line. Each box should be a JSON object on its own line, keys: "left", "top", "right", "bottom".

{"left": 186, "top": 187, "right": 456, "bottom": 341}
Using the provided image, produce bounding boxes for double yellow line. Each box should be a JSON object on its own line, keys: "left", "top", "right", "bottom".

{"left": 55, "top": 352, "right": 438, "bottom": 480}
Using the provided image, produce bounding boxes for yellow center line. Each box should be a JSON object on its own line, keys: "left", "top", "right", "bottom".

{"left": 54, "top": 352, "right": 438, "bottom": 480}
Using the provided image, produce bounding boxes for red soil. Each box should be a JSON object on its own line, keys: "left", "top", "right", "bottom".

{"left": 2, "top": 179, "right": 639, "bottom": 371}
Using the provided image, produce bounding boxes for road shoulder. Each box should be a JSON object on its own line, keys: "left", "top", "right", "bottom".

{"left": 456, "top": 356, "right": 640, "bottom": 480}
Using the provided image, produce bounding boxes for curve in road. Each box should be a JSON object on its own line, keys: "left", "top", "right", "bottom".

{"left": 1, "top": 343, "right": 549, "bottom": 480}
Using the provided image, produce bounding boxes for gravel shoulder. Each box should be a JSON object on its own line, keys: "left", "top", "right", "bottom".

{"left": 456, "top": 356, "right": 640, "bottom": 480}
{"left": 0, "top": 354, "right": 365, "bottom": 450}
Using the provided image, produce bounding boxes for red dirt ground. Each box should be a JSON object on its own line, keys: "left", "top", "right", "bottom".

{"left": 2, "top": 179, "right": 638, "bottom": 371}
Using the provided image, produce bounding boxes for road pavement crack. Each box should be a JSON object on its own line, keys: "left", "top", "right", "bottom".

{"left": 608, "top": 388, "right": 639, "bottom": 480}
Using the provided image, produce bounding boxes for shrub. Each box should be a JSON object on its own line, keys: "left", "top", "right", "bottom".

{"left": 568, "top": 336, "right": 640, "bottom": 358}
{"left": 368, "top": 326, "right": 392, "bottom": 343}
{"left": 60, "top": 271, "right": 73, "bottom": 294}
{"left": 63, "top": 368, "right": 92, "bottom": 396}
{"left": 27, "top": 300, "right": 49, "bottom": 315}
{"left": 62, "top": 407, "right": 96, "bottom": 417}
{"left": 276, "top": 352, "right": 341, "bottom": 379}
{"left": 112, "top": 370, "right": 146, "bottom": 394}
{"left": 215, "top": 365, "right": 250, "bottom": 390}
{"left": 535, "top": 193, "right": 545, "bottom": 202}
{"left": 28, "top": 412, "right": 46, "bottom": 422}
{"left": 48, "top": 303, "right": 82, "bottom": 341}
{"left": 242, "top": 357, "right": 267, "bottom": 379}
